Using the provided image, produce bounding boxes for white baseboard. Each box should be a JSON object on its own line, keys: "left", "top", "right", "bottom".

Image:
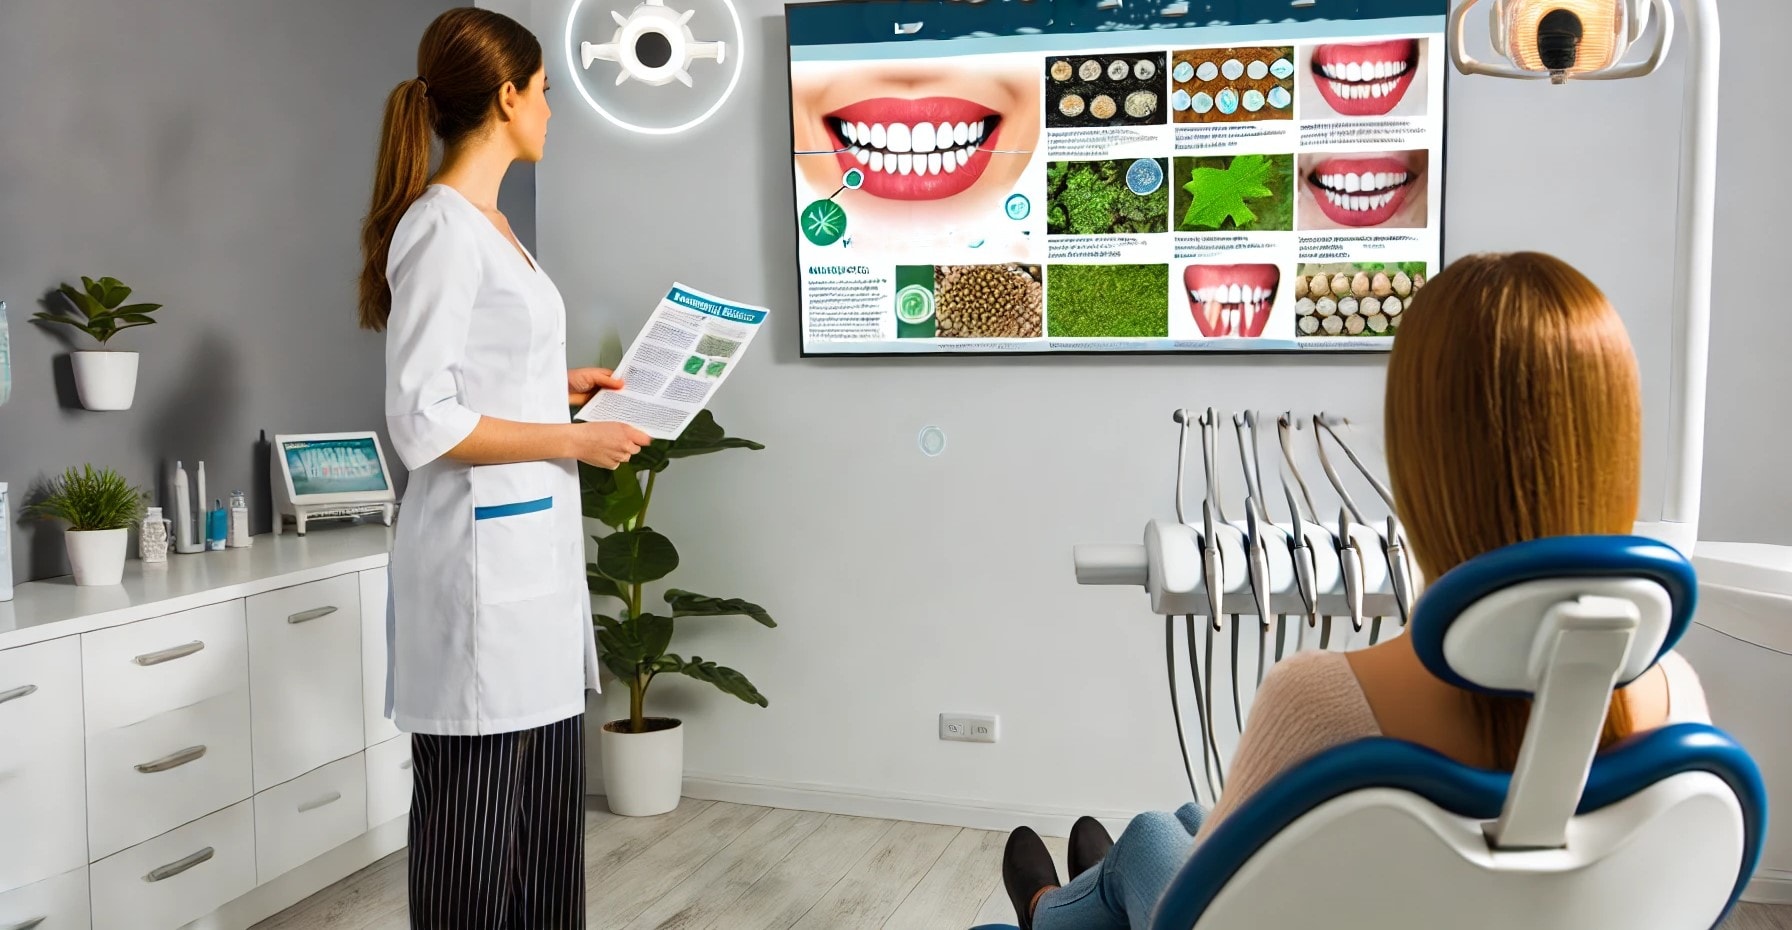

{"left": 189, "top": 817, "right": 408, "bottom": 930}
{"left": 589, "top": 771, "right": 1141, "bottom": 839}
{"left": 1744, "top": 868, "right": 1792, "bottom": 905}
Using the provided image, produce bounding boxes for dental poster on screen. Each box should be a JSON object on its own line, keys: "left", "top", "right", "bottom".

{"left": 787, "top": 0, "right": 1447, "bottom": 355}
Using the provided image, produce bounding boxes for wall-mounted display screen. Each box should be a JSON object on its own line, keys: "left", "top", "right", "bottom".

{"left": 787, "top": 0, "right": 1447, "bottom": 355}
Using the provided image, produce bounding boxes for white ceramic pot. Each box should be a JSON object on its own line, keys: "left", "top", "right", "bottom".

{"left": 599, "top": 717, "right": 683, "bottom": 816}
{"left": 71, "top": 351, "right": 139, "bottom": 411}
{"left": 65, "top": 527, "right": 128, "bottom": 586}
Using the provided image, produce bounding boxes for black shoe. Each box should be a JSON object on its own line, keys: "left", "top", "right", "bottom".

{"left": 1068, "top": 815, "right": 1114, "bottom": 879}
{"left": 1003, "top": 826, "right": 1061, "bottom": 930}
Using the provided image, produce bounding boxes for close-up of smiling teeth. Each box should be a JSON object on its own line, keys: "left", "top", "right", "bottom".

{"left": 1189, "top": 284, "right": 1272, "bottom": 306}
{"left": 1312, "top": 171, "right": 1410, "bottom": 211}
{"left": 832, "top": 117, "right": 994, "bottom": 175}
{"left": 1316, "top": 60, "right": 1408, "bottom": 99}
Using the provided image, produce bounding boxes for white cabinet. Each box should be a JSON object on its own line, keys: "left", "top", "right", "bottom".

{"left": 0, "top": 867, "right": 90, "bottom": 930}
{"left": 254, "top": 753, "right": 368, "bottom": 881}
{"left": 80, "top": 599, "right": 247, "bottom": 733}
{"left": 247, "top": 574, "right": 363, "bottom": 791}
{"left": 0, "top": 637, "right": 87, "bottom": 893}
{"left": 84, "top": 688, "right": 254, "bottom": 861}
{"left": 365, "top": 735, "right": 414, "bottom": 828}
{"left": 359, "top": 567, "right": 401, "bottom": 747}
{"left": 90, "top": 800, "right": 257, "bottom": 930}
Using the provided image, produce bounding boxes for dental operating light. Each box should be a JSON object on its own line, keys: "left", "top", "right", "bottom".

{"left": 1451, "top": 0, "right": 1718, "bottom": 552}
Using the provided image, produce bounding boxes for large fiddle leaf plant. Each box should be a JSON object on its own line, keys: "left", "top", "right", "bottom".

{"left": 582, "top": 408, "right": 773, "bottom": 734}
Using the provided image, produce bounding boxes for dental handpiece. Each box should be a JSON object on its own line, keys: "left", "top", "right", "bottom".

{"left": 1187, "top": 616, "right": 1221, "bottom": 798}
{"left": 1166, "top": 617, "right": 1200, "bottom": 801}
{"left": 1340, "top": 508, "right": 1366, "bottom": 633}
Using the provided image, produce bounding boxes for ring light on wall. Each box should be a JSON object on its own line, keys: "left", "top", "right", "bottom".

{"left": 564, "top": 0, "right": 744, "bottom": 135}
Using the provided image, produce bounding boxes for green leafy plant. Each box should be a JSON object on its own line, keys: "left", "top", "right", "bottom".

{"left": 1045, "top": 263, "right": 1169, "bottom": 338}
{"left": 33, "top": 276, "right": 162, "bottom": 346}
{"left": 581, "top": 408, "right": 773, "bottom": 734}
{"left": 28, "top": 465, "right": 147, "bottom": 531}
{"left": 1176, "top": 154, "right": 1294, "bottom": 232}
{"left": 1047, "top": 159, "right": 1169, "bottom": 236}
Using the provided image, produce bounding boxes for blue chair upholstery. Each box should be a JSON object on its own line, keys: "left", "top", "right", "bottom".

{"left": 975, "top": 536, "right": 1767, "bottom": 930}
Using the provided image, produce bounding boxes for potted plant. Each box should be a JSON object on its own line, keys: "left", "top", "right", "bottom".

{"left": 581, "top": 408, "right": 773, "bottom": 816}
{"left": 29, "top": 465, "right": 148, "bottom": 586}
{"left": 32, "top": 276, "right": 162, "bottom": 410}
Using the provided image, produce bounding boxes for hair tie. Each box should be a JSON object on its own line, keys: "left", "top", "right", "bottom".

{"left": 415, "top": 76, "right": 430, "bottom": 96}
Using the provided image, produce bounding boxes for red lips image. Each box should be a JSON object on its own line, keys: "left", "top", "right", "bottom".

{"left": 1184, "top": 264, "right": 1279, "bottom": 338}
{"left": 1310, "top": 39, "right": 1420, "bottom": 117}
{"left": 1303, "top": 154, "right": 1419, "bottom": 228}
{"left": 826, "top": 98, "right": 1003, "bottom": 201}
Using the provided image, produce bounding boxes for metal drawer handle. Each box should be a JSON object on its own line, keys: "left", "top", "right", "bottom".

{"left": 4, "top": 917, "right": 47, "bottom": 930}
{"left": 144, "top": 846, "right": 213, "bottom": 882}
{"left": 0, "top": 684, "right": 38, "bottom": 706}
{"left": 297, "top": 791, "right": 343, "bottom": 814}
{"left": 135, "top": 744, "right": 207, "bottom": 774}
{"left": 287, "top": 605, "right": 339, "bottom": 625}
{"left": 134, "top": 640, "right": 205, "bottom": 666}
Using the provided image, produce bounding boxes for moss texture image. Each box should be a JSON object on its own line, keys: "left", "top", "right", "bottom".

{"left": 1047, "top": 159, "right": 1170, "bottom": 236}
{"left": 1046, "top": 264, "right": 1169, "bottom": 337}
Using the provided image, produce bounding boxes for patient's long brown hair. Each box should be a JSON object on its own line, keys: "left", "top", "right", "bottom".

{"left": 1384, "top": 252, "right": 1642, "bottom": 770}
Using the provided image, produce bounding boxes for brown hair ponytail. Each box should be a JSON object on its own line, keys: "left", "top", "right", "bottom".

{"left": 358, "top": 7, "right": 543, "bottom": 332}
{"left": 1384, "top": 252, "right": 1643, "bottom": 770}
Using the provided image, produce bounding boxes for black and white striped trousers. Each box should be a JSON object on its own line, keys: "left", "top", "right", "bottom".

{"left": 408, "top": 713, "right": 586, "bottom": 929}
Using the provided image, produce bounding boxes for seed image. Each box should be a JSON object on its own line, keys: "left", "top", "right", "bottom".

{"left": 1172, "top": 46, "right": 1295, "bottom": 125}
{"left": 1080, "top": 59, "right": 1103, "bottom": 81}
{"left": 1091, "top": 95, "right": 1117, "bottom": 119}
{"left": 1174, "top": 60, "right": 1195, "bottom": 82}
{"left": 1242, "top": 89, "right": 1264, "bottom": 111}
{"left": 1051, "top": 60, "right": 1074, "bottom": 81}
{"left": 1108, "top": 59, "right": 1130, "bottom": 81}
{"left": 934, "top": 264, "right": 1044, "bottom": 339}
{"left": 1197, "top": 61, "right": 1219, "bottom": 82}
{"left": 1291, "top": 262, "right": 1427, "bottom": 339}
{"left": 1247, "top": 60, "right": 1269, "bottom": 80}
{"left": 1221, "top": 59, "right": 1244, "bottom": 80}
{"left": 1134, "top": 59, "right": 1157, "bottom": 80}
{"left": 1059, "top": 94, "right": 1085, "bottom": 117}
{"left": 1125, "top": 90, "right": 1158, "bottom": 118}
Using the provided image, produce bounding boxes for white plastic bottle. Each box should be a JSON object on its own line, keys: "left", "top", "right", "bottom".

{"left": 228, "top": 491, "right": 251, "bottom": 548}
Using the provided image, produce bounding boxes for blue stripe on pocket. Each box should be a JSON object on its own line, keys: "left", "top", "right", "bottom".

{"left": 473, "top": 496, "right": 554, "bottom": 521}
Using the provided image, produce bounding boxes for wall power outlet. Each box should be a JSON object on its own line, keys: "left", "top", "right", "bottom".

{"left": 940, "top": 713, "right": 999, "bottom": 743}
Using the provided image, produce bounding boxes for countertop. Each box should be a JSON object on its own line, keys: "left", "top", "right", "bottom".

{"left": 0, "top": 522, "right": 395, "bottom": 650}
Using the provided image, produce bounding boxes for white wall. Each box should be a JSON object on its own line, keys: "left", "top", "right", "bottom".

{"left": 512, "top": 0, "right": 1791, "bottom": 827}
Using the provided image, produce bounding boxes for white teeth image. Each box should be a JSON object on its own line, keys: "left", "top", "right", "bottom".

{"left": 1344, "top": 173, "right": 1360, "bottom": 192}
{"left": 937, "top": 122, "right": 952, "bottom": 148}
{"left": 843, "top": 123, "right": 857, "bottom": 143}
{"left": 1346, "top": 62, "right": 1361, "bottom": 81}
{"left": 870, "top": 151, "right": 884, "bottom": 173}
{"left": 1372, "top": 83, "right": 1384, "bottom": 98}
{"left": 887, "top": 123, "right": 911, "bottom": 153}
{"left": 974, "top": 120, "right": 985, "bottom": 141}
{"left": 928, "top": 152, "right": 942, "bottom": 175}
{"left": 897, "top": 153, "right": 912, "bottom": 175}
{"left": 1329, "top": 81, "right": 1343, "bottom": 97}
{"left": 853, "top": 147, "right": 868, "bottom": 165}
{"left": 870, "top": 124, "right": 885, "bottom": 148}
{"left": 1227, "top": 283, "right": 1243, "bottom": 303}
{"left": 1398, "top": 172, "right": 1408, "bottom": 184}
{"left": 910, "top": 122, "right": 934, "bottom": 153}
{"left": 943, "top": 151, "right": 956, "bottom": 173}
{"left": 857, "top": 122, "right": 870, "bottom": 143}
{"left": 954, "top": 122, "right": 969, "bottom": 145}
{"left": 958, "top": 148, "right": 971, "bottom": 167}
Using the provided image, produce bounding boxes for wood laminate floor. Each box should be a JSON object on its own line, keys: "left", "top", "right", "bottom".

{"left": 256, "top": 798, "right": 1791, "bottom": 930}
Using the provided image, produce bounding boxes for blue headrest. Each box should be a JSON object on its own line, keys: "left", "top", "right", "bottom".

{"left": 1408, "top": 535, "right": 1697, "bottom": 697}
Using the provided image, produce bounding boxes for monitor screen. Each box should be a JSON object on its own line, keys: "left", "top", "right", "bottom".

{"left": 282, "top": 437, "right": 390, "bottom": 497}
{"left": 787, "top": 0, "right": 1448, "bottom": 356}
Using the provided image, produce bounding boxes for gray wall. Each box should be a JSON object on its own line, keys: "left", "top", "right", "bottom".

{"left": 521, "top": 0, "right": 1792, "bottom": 819}
{"left": 0, "top": 0, "right": 463, "bottom": 582}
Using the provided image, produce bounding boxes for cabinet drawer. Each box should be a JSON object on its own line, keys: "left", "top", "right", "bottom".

{"left": 81, "top": 599, "right": 247, "bottom": 733}
{"left": 254, "top": 754, "right": 367, "bottom": 881}
{"left": 365, "top": 735, "right": 414, "bottom": 828}
{"left": 247, "top": 573, "right": 364, "bottom": 791}
{"left": 0, "top": 638, "right": 87, "bottom": 892}
{"left": 0, "top": 867, "right": 89, "bottom": 930}
{"left": 360, "top": 568, "right": 401, "bottom": 747}
{"left": 86, "top": 690, "right": 252, "bottom": 861}
{"left": 90, "top": 801, "right": 255, "bottom": 930}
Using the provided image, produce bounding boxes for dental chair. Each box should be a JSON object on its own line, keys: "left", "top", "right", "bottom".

{"left": 976, "top": 536, "right": 1766, "bottom": 930}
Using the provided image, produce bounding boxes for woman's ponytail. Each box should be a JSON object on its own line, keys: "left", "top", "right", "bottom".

{"left": 357, "top": 77, "right": 434, "bottom": 332}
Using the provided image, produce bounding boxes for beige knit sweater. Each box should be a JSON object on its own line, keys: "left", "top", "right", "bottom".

{"left": 1194, "top": 650, "right": 1712, "bottom": 840}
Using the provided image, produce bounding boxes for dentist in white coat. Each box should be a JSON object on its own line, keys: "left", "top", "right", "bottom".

{"left": 355, "top": 9, "right": 651, "bottom": 928}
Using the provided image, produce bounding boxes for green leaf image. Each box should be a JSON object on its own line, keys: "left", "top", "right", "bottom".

{"left": 1182, "top": 154, "right": 1275, "bottom": 230}
{"left": 800, "top": 199, "right": 848, "bottom": 246}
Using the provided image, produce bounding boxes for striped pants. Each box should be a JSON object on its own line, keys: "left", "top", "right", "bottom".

{"left": 408, "top": 714, "right": 586, "bottom": 929}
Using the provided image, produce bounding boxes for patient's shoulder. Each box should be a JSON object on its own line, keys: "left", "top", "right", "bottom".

{"left": 1248, "top": 650, "right": 1380, "bottom": 738}
{"left": 1657, "top": 651, "right": 1712, "bottom": 725}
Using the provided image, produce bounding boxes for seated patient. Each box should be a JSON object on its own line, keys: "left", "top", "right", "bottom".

{"left": 1002, "top": 251, "right": 1712, "bottom": 930}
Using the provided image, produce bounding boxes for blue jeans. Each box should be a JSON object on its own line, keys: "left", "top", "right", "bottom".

{"left": 1033, "top": 802, "right": 1208, "bottom": 930}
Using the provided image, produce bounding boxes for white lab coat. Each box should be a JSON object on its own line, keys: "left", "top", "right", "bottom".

{"left": 381, "top": 183, "right": 599, "bottom": 737}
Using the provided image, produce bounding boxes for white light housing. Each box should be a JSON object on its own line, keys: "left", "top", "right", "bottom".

{"left": 580, "top": 0, "right": 726, "bottom": 88}
{"left": 1452, "top": 0, "right": 1671, "bottom": 82}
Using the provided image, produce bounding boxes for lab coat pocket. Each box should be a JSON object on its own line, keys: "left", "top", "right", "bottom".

{"left": 469, "top": 463, "right": 563, "bottom": 605}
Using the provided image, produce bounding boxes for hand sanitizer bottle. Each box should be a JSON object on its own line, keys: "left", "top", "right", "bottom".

{"left": 227, "top": 491, "right": 251, "bottom": 548}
